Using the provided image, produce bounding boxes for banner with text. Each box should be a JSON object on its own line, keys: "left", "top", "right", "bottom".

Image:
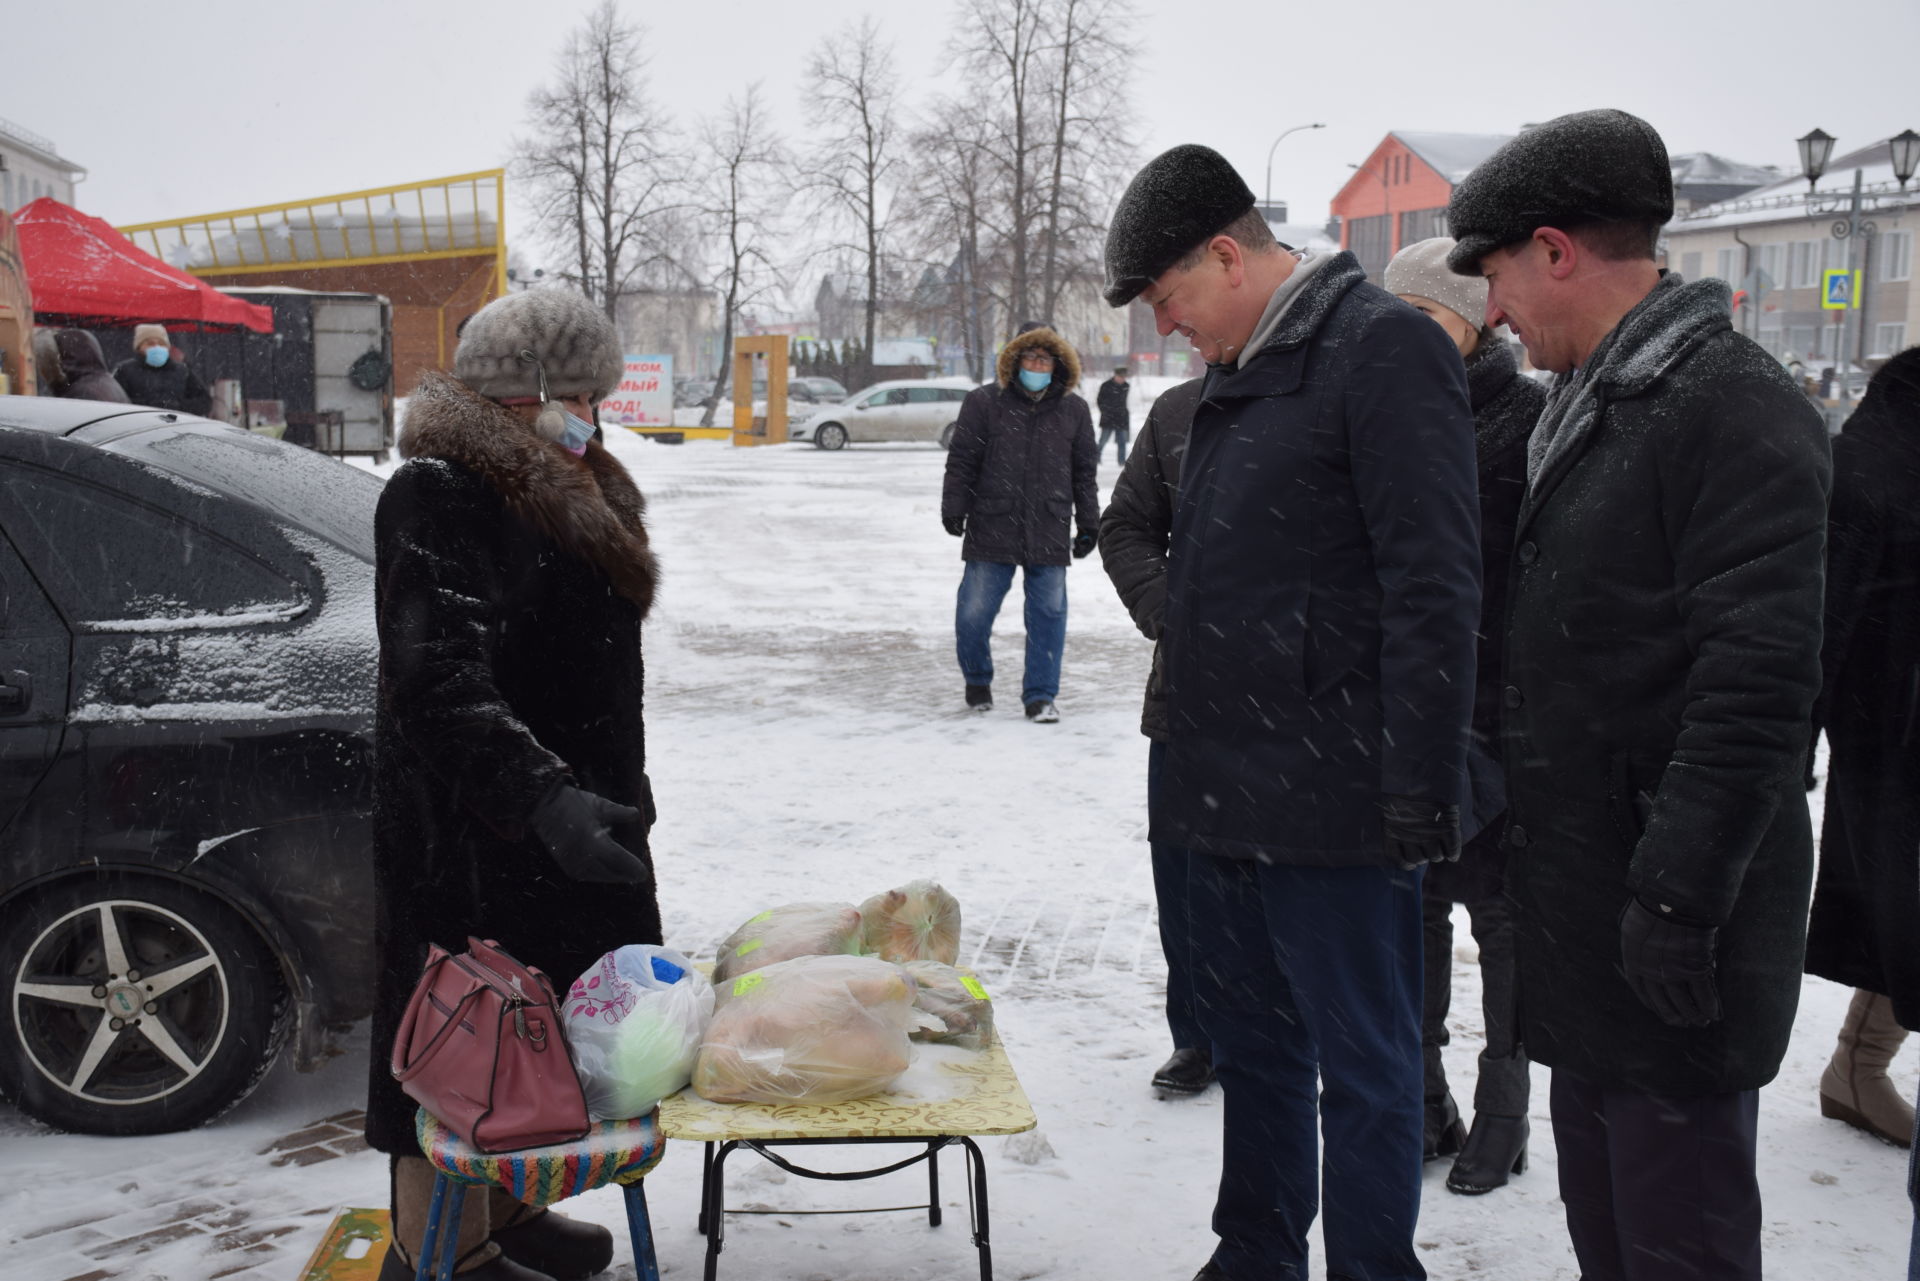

{"left": 600, "top": 354, "right": 674, "bottom": 426}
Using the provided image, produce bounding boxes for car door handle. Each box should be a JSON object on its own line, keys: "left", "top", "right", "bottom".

{"left": 0, "top": 670, "right": 30, "bottom": 713}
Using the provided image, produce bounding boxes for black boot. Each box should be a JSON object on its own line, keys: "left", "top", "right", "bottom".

{"left": 490, "top": 1204, "right": 613, "bottom": 1280}
{"left": 1445, "top": 1113, "right": 1528, "bottom": 1195}
{"left": 1151, "top": 1047, "right": 1215, "bottom": 1095}
{"left": 1422, "top": 1092, "right": 1466, "bottom": 1162}
{"left": 377, "top": 1245, "right": 556, "bottom": 1281}
{"left": 965, "top": 684, "right": 992, "bottom": 712}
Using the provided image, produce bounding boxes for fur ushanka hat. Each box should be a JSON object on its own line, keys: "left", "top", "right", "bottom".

{"left": 454, "top": 289, "right": 625, "bottom": 403}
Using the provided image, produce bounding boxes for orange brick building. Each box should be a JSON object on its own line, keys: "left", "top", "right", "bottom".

{"left": 1329, "top": 133, "right": 1511, "bottom": 281}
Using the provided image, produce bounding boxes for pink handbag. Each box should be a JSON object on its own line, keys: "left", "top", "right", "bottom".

{"left": 390, "top": 937, "right": 590, "bottom": 1153}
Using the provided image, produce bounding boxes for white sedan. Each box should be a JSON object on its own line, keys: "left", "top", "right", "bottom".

{"left": 789, "top": 378, "right": 977, "bottom": 450}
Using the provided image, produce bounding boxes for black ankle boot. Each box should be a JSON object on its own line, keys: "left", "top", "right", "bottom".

{"left": 1445, "top": 1113, "right": 1528, "bottom": 1195}
{"left": 377, "top": 1246, "right": 557, "bottom": 1280}
{"left": 1422, "top": 1092, "right": 1466, "bottom": 1162}
{"left": 1152, "top": 1047, "right": 1215, "bottom": 1095}
{"left": 490, "top": 1207, "right": 613, "bottom": 1280}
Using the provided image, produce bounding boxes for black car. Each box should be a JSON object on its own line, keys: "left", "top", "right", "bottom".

{"left": 0, "top": 395, "right": 379, "bottom": 1135}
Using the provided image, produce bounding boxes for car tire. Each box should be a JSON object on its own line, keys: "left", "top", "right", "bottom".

{"left": 815, "top": 423, "right": 848, "bottom": 451}
{"left": 938, "top": 422, "right": 957, "bottom": 450}
{"left": 0, "top": 874, "right": 290, "bottom": 1135}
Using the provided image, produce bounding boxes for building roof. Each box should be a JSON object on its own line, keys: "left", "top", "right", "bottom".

{"left": 0, "top": 116, "right": 85, "bottom": 176}
{"left": 1670, "top": 152, "right": 1779, "bottom": 192}
{"left": 1669, "top": 139, "right": 1916, "bottom": 233}
{"left": 1393, "top": 132, "right": 1514, "bottom": 184}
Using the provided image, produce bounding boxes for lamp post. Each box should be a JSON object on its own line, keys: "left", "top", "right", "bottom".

{"left": 1264, "top": 122, "right": 1327, "bottom": 214}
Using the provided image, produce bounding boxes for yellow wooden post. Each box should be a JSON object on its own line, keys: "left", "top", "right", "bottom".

{"left": 729, "top": 334, "right": 790, "bottom": 448}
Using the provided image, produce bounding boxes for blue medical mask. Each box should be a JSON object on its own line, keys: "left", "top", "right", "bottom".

{"left": 1017, "top": 367, "right": 1052, "bottom": 392}
{"left": 558, "top": 410, "right": 595, "bottom": 455}
{"left": 143, "top": 345, "right": 170, "bottom": 368}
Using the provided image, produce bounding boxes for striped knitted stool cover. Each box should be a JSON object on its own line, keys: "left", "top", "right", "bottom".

{"left": 415, "top": 1109, "right": 665, "bottom": 1205}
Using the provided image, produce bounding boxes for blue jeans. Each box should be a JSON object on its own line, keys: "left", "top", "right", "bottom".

{"left": 1188, "top": 851, "right": 1427, "bottom": 1281}
{"left": 1148, "top": 742, "right": 1204, "bottom": 1052}
{"left": 954, "top": 560, "right": 1067, "bottom": 705}
{"left": 1097, "top": 425, "right": 1130, "bottom": 465}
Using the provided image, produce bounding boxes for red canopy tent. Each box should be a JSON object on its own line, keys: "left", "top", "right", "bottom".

{"left": 14, "top": 197, "right": 273, "bottom": 334}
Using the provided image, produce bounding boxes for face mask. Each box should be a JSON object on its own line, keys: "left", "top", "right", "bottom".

{"left": 558, "top": 410, "right": 595, "bottom": 455}
{"left": 1018, "top": 367, "right": 1052, "bottom": 392}
{"left": 143, "top": 345, "right": 170, "bottom": 368}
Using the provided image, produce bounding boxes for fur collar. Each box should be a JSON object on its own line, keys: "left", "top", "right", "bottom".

{"left": 399, "top": 372, "right": 658, "bottom": 615}
{"left": 995, "top": 326, "right": 1083, "bottom": 391}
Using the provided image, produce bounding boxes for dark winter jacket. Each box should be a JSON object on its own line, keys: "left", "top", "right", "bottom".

{"left": 1096, "top": 376, "right": 1131, "bottom": 429}
{"left": 1425, "top": 336, "right": 1542, "bottom": 904}
{"left": 941, "top": 327, "right": 1099, "bottom": 567}
{"left": 1498, "top": 274, "right": 1830, "bottom": 1095}
{"left": 364, "top": 373, "right": 661, "bottom": 1154}
{"left": 1806, "top": 348, "right": 1920, "bottom": 1030}
{"left": 51, "top": 330, "right": 129, "bottom": 404}
{"left": 114, "top": 354, "right": 212, "bottom": 416}
{"left": 1154, "top": 252, "right": 1483, "bottom": 865}
{"left": 1098, "top": 378, "right": 1200, "bottom": 741}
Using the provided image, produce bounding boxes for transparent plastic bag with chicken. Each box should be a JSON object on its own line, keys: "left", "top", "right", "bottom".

{"left": 857, "top": 880, "right": 962, "bottom": 964}
{"left": 900, "top": 960, "right": 996, "bottom": 1051}
{"left": 711, "top": 901, "right": 865, "bottom": 987}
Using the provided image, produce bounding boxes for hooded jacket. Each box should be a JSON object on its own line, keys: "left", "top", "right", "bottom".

{"left": 941, "top": 326, "right": 1099, "bottom": 566}
{"left": 1498, "top": 274, "right": 1829, "bottom": 1094}
{"left": 51, "top": 330, "right": 130, "bottom": 404}
{"left": 363, "top": 372, "right": 661, "bottom": 1154}
{"left": 114, "top": 350, "right": 213, "bottom": 416}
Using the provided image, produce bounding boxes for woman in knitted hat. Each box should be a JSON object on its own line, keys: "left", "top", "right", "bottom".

{"left": 365, "top": 289, "right": 661, "bottom": 1281}
{"left": 1383, "top": 236, "right": 1544, "bottom": 1196}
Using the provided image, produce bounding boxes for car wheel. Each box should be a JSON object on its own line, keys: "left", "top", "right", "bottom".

{"left": 0, "top": 874, "right": 290, "bottom": 1135}
{"left": 938, "top": 422, "right": 957, "bottom": 450}
{"left": 815, "top": 423, "right": 849, "bottom": 451}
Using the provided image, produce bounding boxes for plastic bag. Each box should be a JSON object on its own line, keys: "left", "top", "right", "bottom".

{"left": 565, "top": 945, "right": 714, "bottom": 1121}
{"left": 858, "top": 880, "right": 962, "bottom": 964}
{"left": 712, "top": 901, "right": 864, "bottom": 987}
{"left": 900, "top": 960, "right": 996, "bottom": 1051}
{"left": 693, "top": 955, "right": 936, "bottom": 1105}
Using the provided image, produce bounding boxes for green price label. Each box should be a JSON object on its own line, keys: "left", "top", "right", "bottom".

{"left": 732, "top": 973, "right": 766, "bottom": 997}
{"left": 748, "top": 910, "right": 774, "bottom": 924}
{"left": 959, "top": 975, "right": 990, "bottom": 1001}
{"left": 735, "top": 938, "right": 764, "bottom": 957}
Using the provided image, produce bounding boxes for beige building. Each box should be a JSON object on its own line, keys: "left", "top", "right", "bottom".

{"left": 0, "top": 117, "right": 84, "bottom": 213}
{"left": 1663, "top": 139, "right": 1915, "bottom": 373}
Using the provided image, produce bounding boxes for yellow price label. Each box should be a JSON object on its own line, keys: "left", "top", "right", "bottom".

{"left": 732, "top": 973, "right": 766, "bottom": 997}
{"left": 959, "top": 975, "right": 990, "bottom": 1001}
{"left": 735, "top": 938, "right": 764, "bottom": 957}
{"left": 748, "top": 910, "right": 774, "bottom": 924}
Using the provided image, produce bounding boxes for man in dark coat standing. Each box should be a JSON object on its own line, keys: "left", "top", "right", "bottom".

{"left": 1105, "top": 144, "right": 1482, "bottom": 1281}
{"left": 112, "top": 323, "right": 212, "bottom": 416}
{"left": 940, "top": 322, "right": 1099, "bottom": 722}
{"left": 1806, "top": 345, "right": 1920, "bottom": 1148}
{"left": 1447, "top": 110, "right": 1830, "bottom": 1280}
{"left": 1096, "top": 377, "right": 1213, "bottom": 1096}
{"left": 367, "top": 289, "right": 661, "bottom": 1281}
{"left": 1095, "top": 366, "right": 1131, "bottom": 464}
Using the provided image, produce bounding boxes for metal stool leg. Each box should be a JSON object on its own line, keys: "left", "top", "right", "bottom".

{"left": 623, "top": 1182, "right": 661, "bottom": 1281}
{"left": 928, "top": 1140, "right": 943, "bottom": 1227}
{"left": 434, "top": 1186, "right": 466, "bottom": 1281}
{"left": 413, "top": 1175, "right": 446, "bottom": 1281}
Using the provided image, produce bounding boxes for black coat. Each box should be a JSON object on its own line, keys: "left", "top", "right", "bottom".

{"left": 1155, "top": 253, "right": 1483, "bottom": 865}
{"left": 1096, "top": 377, "right": 1131, "bottom": 429}
{"left": 1098, "top": 378, "right": 1200, "bottom": 741}
{"left": 1425, "top": 337, "right": 1542, "bottom": 904}
{"left": 1499, "top": 276, "right": 1830, "bottom": 1095}
{"left": 52, "top": 330, "right": 130, "bottom": 404}
{"left": 363, "top": 374, "right": 662, "bottom": 1154}
{"left": 1806, "top": 349, "right": 1920, "bottom": 1030}
{"left": 942, "top": 327, "right": 1099, "bottom": 567}
{"left": 114, "top": 355, "right": 212, "bottom": 416}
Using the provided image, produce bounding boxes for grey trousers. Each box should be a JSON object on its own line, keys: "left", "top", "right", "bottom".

{"left": 1421, "top": 891, "right": 1529, "bottom": 1116}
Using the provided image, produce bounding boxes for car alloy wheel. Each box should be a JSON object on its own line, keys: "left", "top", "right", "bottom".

{"left": 1, "top": 876, "right": 288, "bottom": 1134}
{"left": 815, "top": 422, "right": 848, "bottom": 451}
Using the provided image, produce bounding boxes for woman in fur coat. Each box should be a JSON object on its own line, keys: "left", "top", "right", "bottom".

{"left": 365, "top": 290, "right": 661, "bottom": 1281}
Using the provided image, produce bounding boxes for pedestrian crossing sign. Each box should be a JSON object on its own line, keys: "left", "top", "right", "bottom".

{"left": 1821, "top": 268, "right": 1860, "bottom": 310}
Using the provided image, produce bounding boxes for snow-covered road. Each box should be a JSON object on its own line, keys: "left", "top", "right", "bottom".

{"left": 3, "top": 431, "right": 1911, "bottom": 1280}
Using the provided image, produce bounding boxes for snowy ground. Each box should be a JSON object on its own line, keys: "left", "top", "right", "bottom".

{"left": 3, "top": 431, "right": 1914, "bottom": 1281}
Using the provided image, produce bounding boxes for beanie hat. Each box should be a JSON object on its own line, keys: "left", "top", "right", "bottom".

{"left": 1383, "top": 238, "right": 1488, "bottom": 330}
{"left": 1445, "top": 109, "right": 1674, "bottom": 276}
{"left": 133, "top": 323, "right": 170, "bottom": 349}
{"left": 1102, "top": 144, "right": 1257, "bottom": 307}
{"left": 453, "top": 290, "right": 624, "bottom": 403}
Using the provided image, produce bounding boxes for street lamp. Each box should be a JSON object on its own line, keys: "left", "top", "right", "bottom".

{"left": 1797, "top": 128, "right": 1835, "bottom": 190}
{"left": 1264, "top": 122, "right": 1327, "bottom": 214}
{"left": 1892, "top": 129, "right": 1920, "bottom": 191}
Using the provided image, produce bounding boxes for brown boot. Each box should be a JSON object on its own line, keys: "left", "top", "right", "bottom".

{"left": 1819, "top": 988, "right": 1914, "bottom": 1148}
{"left": 385, "top": 1155, "right": 512, "bottom": 1277}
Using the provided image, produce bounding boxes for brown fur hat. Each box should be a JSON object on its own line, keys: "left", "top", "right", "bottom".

{"left": 994, "top": 325, "right": 1082, "bottom": 392}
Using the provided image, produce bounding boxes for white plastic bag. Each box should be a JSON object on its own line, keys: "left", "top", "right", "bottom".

{"left": 565, "top": 945, "right": 714, "bottom": 1121}
{"left": 858, "top": 880, "right": 962, "bottom": 964}
{"left": 712, "top": 901, "right": 864, "bottom": 987}
{"left": 693, "top": 955, "right": 937, "bottom": 1105}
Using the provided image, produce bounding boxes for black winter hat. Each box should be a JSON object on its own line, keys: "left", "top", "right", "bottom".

{"left": 1102, "top": 144, "right": 1256, "bottom": 307}
{"left": 1446, "top": 109, "right": 1674, "bottom": 276}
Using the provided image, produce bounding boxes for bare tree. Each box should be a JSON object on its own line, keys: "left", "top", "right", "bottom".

{"left": 514, "top": 1, "right": 680, "bottom": 321}
{"left": 900, "top": 95, "right": 1000, "bottom": 382}
{"left": 692, "top": 86, "right": 789, "bottom": 428}
{"left": 804, "top": 18, "right": 901, "bottom": 388}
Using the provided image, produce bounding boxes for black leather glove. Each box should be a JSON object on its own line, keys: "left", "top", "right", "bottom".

{"left": 1619, "top": 897, "right": 1721, "bottom": 1027}
{"left": 1378, "top": 794, "right": 1461, "bottom": 870}
{"left": 944, "top": 515, "right": 967, "bottom": 537}
{"left": 1071, "top": 530, "right": 1097, "bottom": 559}
{"left": 529, "top": 782, "right": 651, "bottom": 886}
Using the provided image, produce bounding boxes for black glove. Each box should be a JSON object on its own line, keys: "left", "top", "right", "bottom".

{"left": 944, "top": 515, "right": 967, "bottom": 537}
{"left": 1619, "top": 897, "right": 1721, "bottom": 1027}
{"left": 1071, "top": 530, "right": 1097, "bottom": 559}
{"left": 1378, "top": 794, "right": 1461, "bottom": 870}
{"left": 528, "top": 782, "right": 651, "bottom": 886}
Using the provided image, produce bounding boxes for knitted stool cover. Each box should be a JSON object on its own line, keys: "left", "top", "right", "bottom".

{"left": 416, "top": 1109, "right": 665, "bottom": 1206}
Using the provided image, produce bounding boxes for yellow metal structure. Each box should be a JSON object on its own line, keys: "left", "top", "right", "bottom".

{"left": 731, "top": 334, "right": 789, "bottom": 448}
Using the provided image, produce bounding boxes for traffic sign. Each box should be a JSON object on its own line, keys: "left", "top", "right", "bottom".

{"left": 1821, "top": 268, "right": 1861, "bottom": 310}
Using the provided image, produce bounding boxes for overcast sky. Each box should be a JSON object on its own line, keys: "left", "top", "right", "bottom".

{"left": 12, "top": 0, "right": 1919, "bottom": 275}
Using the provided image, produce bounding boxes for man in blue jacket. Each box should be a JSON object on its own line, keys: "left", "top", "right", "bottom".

{"left": 1103, "top": 145, "right": 1482, "bottom": 1281}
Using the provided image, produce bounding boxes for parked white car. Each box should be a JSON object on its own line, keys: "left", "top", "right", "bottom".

{"left": 789, "top": 378, "right": 977, "bottom": 450}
